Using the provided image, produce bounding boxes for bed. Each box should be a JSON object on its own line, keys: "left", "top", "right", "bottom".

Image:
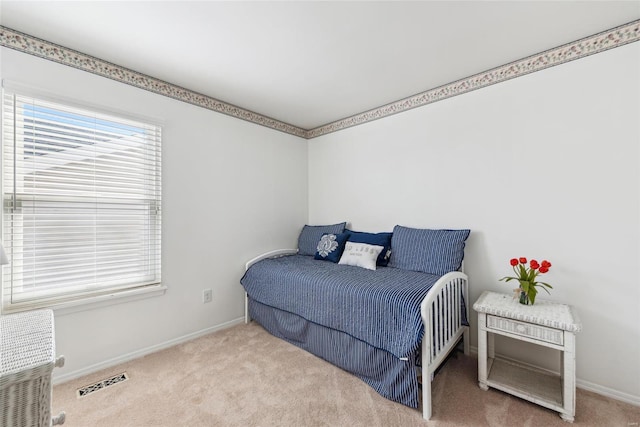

{"left": 240, "top": 224, "right": 470, "bottom": 420}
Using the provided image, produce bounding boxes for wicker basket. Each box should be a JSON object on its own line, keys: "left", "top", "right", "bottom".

{"left": 1, "top": 309, "right": 65, "bottom": 426}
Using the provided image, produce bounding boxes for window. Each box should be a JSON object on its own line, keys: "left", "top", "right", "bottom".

{"left": 1, "top": 89, "right": 162, "bottom": 312}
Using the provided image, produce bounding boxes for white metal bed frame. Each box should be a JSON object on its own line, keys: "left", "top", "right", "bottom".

{"left": 243, "top": 248, "right": 469, "bottom": 420}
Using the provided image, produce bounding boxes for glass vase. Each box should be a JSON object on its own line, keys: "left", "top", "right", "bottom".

{"left": 519, "top": 290, "right": 530, "bottom": 305}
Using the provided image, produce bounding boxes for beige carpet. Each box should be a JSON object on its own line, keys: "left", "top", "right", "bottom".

{"left": 52, "top": 322, "right": 639, "bottom": 426}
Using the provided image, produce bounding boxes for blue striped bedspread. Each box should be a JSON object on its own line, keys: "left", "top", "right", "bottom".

{"left": 241, "top": 255, "right": 441, "bottom": 359}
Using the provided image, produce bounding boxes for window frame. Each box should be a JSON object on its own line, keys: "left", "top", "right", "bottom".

{"left": 1, "top": 82, "right": 164, "bottom": 314}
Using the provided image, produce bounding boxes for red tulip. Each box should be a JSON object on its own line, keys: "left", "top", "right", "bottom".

{"left": 502, "top": 256, "right": 553, "bottom": 297}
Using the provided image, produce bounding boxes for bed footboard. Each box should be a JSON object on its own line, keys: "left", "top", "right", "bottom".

{"left": 420, "top": 271, "right": 469, "bottom": 420}
{"left": 244, "top": 249, "right": 298, "bottom": 323}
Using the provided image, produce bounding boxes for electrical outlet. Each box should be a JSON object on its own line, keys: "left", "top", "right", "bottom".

{"left": 202, "top": 289, "right": 212, "bottom": 303}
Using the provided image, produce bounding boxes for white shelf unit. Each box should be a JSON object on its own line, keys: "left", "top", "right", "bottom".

{"left": 0, "top": 309, "right": 66, "bottom": 426}
{"left": 473, "top": 291, "right": 581, "bottom": 422}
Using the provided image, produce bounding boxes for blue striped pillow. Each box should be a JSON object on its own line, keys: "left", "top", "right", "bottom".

{"left": 388, "top": 226, "right": 470, "bottom": 275}
{"left": 297, "top": 222, "right": 347, "bottom": 256}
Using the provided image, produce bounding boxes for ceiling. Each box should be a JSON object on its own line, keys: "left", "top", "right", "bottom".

{"left": 1, "top": 1, "right": 639, "bottom": 130}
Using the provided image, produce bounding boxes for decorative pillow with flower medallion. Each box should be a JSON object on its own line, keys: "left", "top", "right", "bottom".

{"left": 314, "top": 232, "right": 350, "bottom": 263}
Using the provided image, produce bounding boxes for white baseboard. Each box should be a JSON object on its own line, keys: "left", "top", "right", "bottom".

{"left": 576, "top": 379, "right": 640, "bottom": 407}
{"left": 53, "top": 317, "right": 245, "bottom": 385}
{"left": 468, "top": 346, "right": 640, "bottom": 407}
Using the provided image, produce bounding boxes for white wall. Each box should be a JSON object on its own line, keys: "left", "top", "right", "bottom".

{"left": 309, "top": 43, "right": 640, "bottom": 402}
{"left": 0, "top": 48, "right": 308, "bottom": 380}
{"left": 2, "top": 39, "right": 639, "bottom": 404}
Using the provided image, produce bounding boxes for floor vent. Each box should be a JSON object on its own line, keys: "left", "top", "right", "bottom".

{"left": 77, "top": 372, "right": 129, "bottom": 398}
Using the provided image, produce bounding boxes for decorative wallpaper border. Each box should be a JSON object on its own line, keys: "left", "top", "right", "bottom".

{"left": 1, "top": 20, "right": 639, "bottom": 140}
{"left": 0, "top": 26, "right": 307, "bottom": 138}
{"left": 307, "top": 19, "right": 640, "bottom": 138}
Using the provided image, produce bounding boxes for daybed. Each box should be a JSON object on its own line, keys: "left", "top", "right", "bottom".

{"left": 240, "top": 223, "right": 470, "bottom": 420}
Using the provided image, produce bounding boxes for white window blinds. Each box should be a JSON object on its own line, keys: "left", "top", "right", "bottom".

{"left": 2, "top": 90, "right": 162, "bottom": 312}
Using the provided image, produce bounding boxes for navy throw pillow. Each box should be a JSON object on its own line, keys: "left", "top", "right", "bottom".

{"left": 314, "top": 232, "right": 349, "bottom": 263}
{"left": 345, "top": 230, "right": 393, "bottom": 266}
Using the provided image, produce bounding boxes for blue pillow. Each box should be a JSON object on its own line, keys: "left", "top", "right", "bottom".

{"left": 388, "top": 226, "right": 470, "bottom": 275}
{"left": 297, "top": 222, "right": 347, "bottom": 256}
{"left": 345, "top": 230, "right": 393, "bottom": 266}
{"left": 314, "top": 232, "right": 349, "bottom": 263}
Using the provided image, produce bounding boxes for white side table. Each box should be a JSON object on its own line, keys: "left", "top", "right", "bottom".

{"left": 473, "top": 291, "right": 582, "bottom": 422}
{"left": 0, "top": 310, "right": 66, "bottom": 426}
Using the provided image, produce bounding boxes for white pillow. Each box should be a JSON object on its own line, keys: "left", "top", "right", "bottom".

{"left": 338, "top": 242, "right": 384, "bottom": 271}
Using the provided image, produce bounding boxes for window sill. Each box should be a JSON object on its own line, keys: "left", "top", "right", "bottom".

{"left": 3, "top": 285, "right": 168, "bottom": 316}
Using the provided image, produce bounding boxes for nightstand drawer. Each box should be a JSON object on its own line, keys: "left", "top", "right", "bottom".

{"left": 487, "top": 315, "right": 563, "bottom": 345}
